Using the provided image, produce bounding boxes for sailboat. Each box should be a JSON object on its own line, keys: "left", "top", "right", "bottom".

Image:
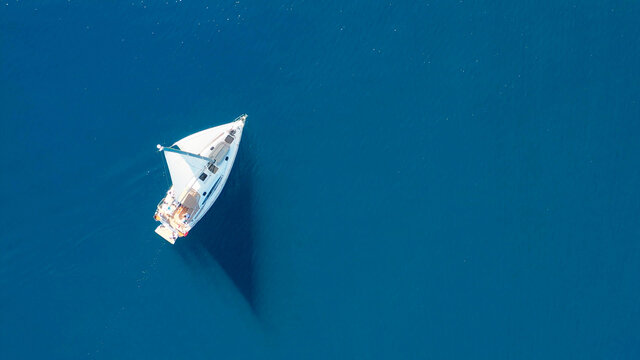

{"left": 153, "top": 114, "right": 247, "bottom": 244}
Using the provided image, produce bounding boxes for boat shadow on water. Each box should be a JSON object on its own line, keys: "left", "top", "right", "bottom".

{"left": 174, "top": 146, "right": 257, "bottom": 314}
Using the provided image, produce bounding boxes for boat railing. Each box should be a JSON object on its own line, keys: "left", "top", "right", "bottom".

{"left": 235, "top": 114, "right": 248, "bottom": 123}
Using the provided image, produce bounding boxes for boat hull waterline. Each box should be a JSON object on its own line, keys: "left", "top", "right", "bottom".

{"left": 153, "top": 114, "right": 247, "bottom": 244}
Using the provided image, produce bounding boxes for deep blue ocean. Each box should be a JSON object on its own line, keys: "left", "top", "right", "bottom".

{"left": 1, "top": 1, "right": 639, "bottom": 358}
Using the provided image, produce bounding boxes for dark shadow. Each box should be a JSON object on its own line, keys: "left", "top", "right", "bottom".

{"left": 174, "top": 145, "right": 257, "bottom": 313}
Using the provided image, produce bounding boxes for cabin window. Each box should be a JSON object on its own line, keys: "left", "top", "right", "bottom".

{"left": 208, "top": 163, "right": 219, "bottom": 174}
{"left": 225, "top": 135, "right": 235, "bottom": 144}
{"left": 199, "top": 173, "right": 208, "bottom": 181}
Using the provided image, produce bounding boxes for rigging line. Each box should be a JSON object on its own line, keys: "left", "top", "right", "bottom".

{"left": 159, "top": 141, "right": 171, "bottom": 190}
{"left": 157, "top": 145, "right": 214, "bottom": 163}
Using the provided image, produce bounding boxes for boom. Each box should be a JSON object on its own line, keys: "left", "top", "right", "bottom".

{"left": 156, "top": 145, "right": 213, "bottom": 163}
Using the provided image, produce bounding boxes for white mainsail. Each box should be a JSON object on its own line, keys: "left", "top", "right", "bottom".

{"left": 163, "top": 150, "right": 208, "bottom": 197}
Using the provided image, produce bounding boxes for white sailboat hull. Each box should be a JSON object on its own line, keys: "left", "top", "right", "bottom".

{"left": 154, "top": 115, "right": 246, "bottom": 244}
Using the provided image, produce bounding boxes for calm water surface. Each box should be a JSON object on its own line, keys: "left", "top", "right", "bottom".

{"left": 1, "top": 1, "right": 639, "bottom": 358}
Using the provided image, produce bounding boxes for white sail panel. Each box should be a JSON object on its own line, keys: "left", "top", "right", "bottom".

{"left": 164, "top": 151, "right": 208, "bottom": 196}
{"left": 174, "top": 123, "right": 233, "bottom": 154}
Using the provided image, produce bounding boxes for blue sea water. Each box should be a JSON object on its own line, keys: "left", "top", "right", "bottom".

{"left": 1, "top": 1, "right": 640, "bottom": 358}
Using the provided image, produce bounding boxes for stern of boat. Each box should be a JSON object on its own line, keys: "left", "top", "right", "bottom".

{"left": 155, "top": 225, "right": 178, "bottom": 244}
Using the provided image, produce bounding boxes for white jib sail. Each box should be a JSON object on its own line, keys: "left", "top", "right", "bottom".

{"left": 174, "top": 129, "right": 217, "bottom": 154}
